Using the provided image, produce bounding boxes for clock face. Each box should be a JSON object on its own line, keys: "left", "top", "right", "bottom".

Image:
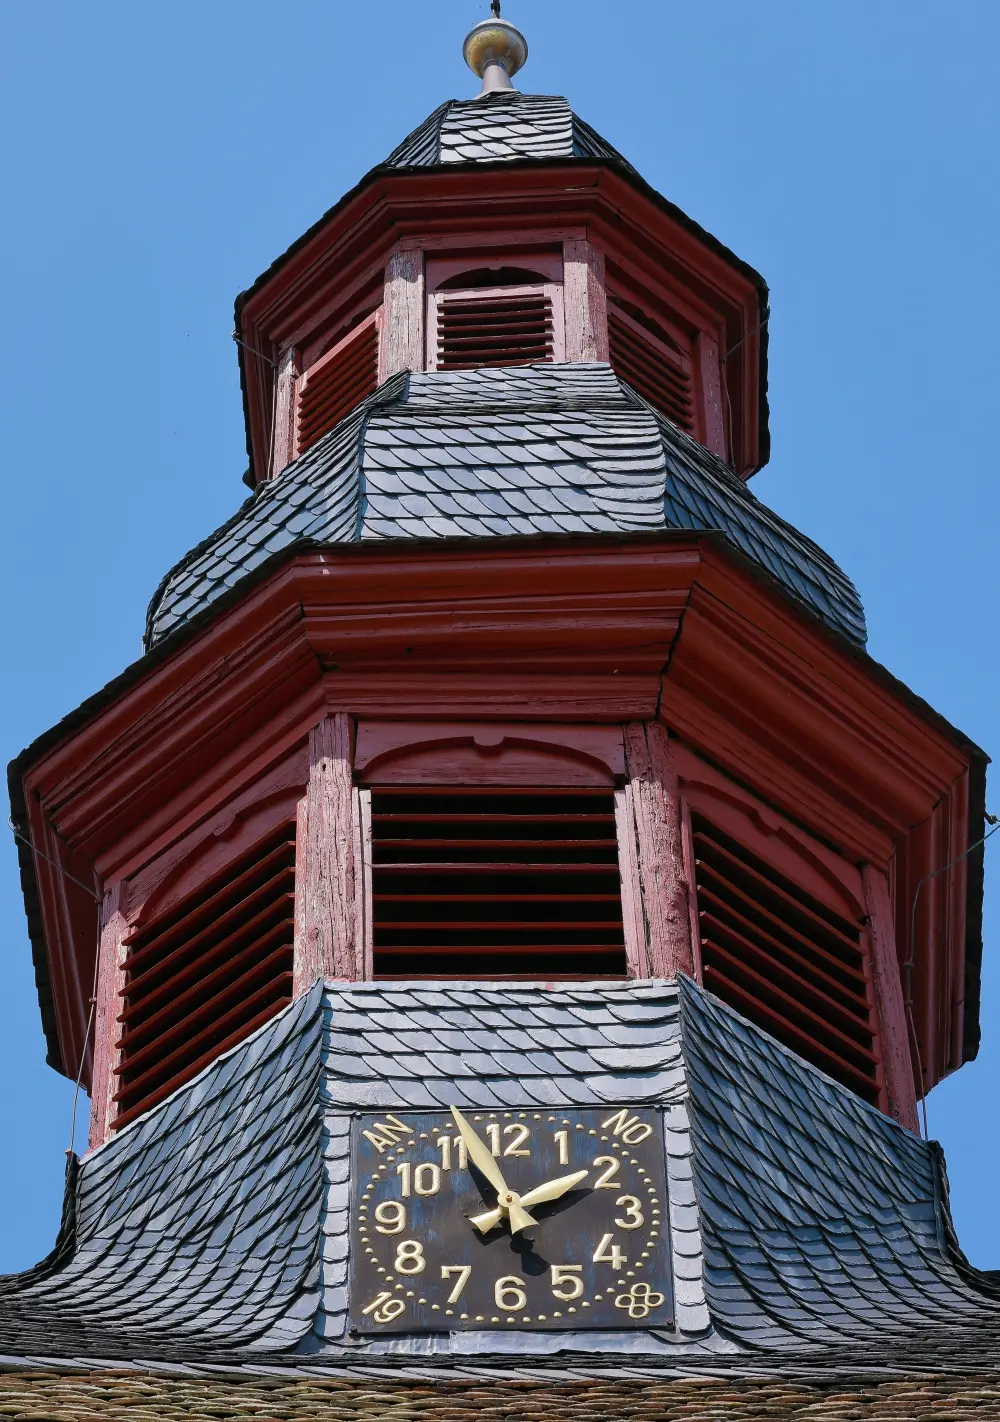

{"left": 348, "top": 1105, "right": 672, "bottom": 1333}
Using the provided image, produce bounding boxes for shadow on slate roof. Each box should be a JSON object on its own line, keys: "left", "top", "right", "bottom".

{"left": 145, "top": 364, "right": 865, "bottom": 651}
{"left": 2, "top": 976, "right": 999, "bottom": 1376}
{"left": 382, "top": 92, "right": 638, "bottom": 173}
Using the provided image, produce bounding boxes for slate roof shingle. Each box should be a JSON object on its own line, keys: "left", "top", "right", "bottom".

{"left": 2, "top": 976, "right": 999, "bottom": 1376}
{"left": 145, "top": 365, "right": 866, "bottom": 650}
{"left": 382, "top": 93, "right": 638, "bottom": 173}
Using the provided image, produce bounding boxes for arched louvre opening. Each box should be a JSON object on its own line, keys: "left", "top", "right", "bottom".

{"left": 112, "top": 823, "right": 297, "bottom": 1129}
{"left": 427, "top": 262, "right": 565, "bottom": 372}
{"left": 608, "top": 302, "right": 695, "bottom": 434}
{"left": 369, "top": 786, "right": 627, "bottom": 979}
{"left": 296, "top": 313, "right": 379, "bottom": 456}
{"left": 689, "top": 812, "right": 882, "bottom": 1105}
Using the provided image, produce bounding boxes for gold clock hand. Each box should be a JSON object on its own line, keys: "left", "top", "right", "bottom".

{"left": 450, "top": 1105, "right": 538, "bottom": 1235}
{"left": 470, "top": 1168, "right": 589, "bottom": 1234}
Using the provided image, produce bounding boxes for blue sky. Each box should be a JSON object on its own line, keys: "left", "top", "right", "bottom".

{"left": 0, "top": 0, "right": 997, "bottom": 1273}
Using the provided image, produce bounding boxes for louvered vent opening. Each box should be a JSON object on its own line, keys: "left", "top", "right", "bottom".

{"left": 297, "top": 319, "right": 379, "bottom": 455}
{"left": 371, "top": 787, "right": 627, "bottom": 979}
{"left": 609, "top": 309, "right": 694, "bottom": 432}
{"left": 113, "top": 824, "right": 296, "bottom": 1128}
{"left": 436, "top": 293, "right": 554, "bottom": 371}
{"left": 691, "top": 814, "right": 880, "bottom": 1104}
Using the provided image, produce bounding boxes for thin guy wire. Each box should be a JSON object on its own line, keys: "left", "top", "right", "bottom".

{"left": 7, "top": 819, "right": 101, "bottom": 901}
{"left": 905, "top": 816, "right": 999, "bottom": 1139}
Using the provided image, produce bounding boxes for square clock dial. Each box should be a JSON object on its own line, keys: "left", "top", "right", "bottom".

{"left": 348, "top": 1104, "right": 672, "bottom": 1333}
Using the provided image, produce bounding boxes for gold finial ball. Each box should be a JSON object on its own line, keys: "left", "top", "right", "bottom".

{"left": 463, "top": 13, "right": 528, "bottom": 90}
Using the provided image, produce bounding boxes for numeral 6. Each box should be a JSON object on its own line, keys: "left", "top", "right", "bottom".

{"left": 495, "top": 1275, "right": 528, "bottom": 1311}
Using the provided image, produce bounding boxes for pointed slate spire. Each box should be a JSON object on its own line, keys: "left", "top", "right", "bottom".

{"left": 463, "top": 2, "right": 528, "bottom": 96}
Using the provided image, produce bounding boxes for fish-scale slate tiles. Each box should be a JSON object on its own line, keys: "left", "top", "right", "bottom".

{"left": 678, "top": 976, "right": 1000, "bottom": 1352}
{"left": 146, "top": 364, "right": 866, "bottom": 651}
{"left": 383, "top": 93, "right": 636, "bottom": 172}
{"left": 307, "top": 979, "right": 721, "bottom": 1358}
{"left": 0, "top": 986, "right": 325, "bottom": 1363}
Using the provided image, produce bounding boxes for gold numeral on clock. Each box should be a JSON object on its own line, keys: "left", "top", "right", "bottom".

{"left": 554, "top": 1129, "right": 569, "bottom": 1166}
{"left": 495, "top": 1276, "right": 528, "bottom": 1311}
{"left": 437, "top": 1135, "right": 468, "bottom": 1171}
{"left": 362, "top": 1291, "right": 406, "bottom": 1324}
{"left": 395, "top": 1240, "right": 426, "bottom": 1274}
{"left": 374, "top": 1201, "right": 407, "bottom": 1235}
{"left": 593, "top": 1233, "right": 627, "bottom": 1270}
{"left": 593, "top": 1155, "right": 622, "bottom": 1189}
{"left": 550, "top": 1265, "right": 584, "bottom": 1300}
{"left": 614, "top": 1195, "right": 645, "bottom": 1230}
{"left": 486, "top": 1123, "right": 501, "bottom": 1155}
{"left": 504, "top": 1123, "right": 531, "bottom": 1156}
{"left": 441, "top": 1265, "right": 472, "bottom": 1304}
{"left": 396, "top": 1162, "right": 440, "bottom": 1196}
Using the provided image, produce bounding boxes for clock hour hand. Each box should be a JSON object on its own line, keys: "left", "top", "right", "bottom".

{"left": 470, "top": 1168, "right": 589, "bottom": 1235}
{"left": 449, "top": 1105, "right": 537, "bottom": 1235}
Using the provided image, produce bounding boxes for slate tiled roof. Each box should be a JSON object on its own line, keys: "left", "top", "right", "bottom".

{"left": 2, "top": 976, "right": 1000, "bottom": 1377}
{"left": 382, "top": 93, "right": 638, "bottom": 173}
{"left": 145, "top": 365, "right": 866, "bottom": 649}
{"left": 0, "top": 986, "right": 324, "bottom": 1364}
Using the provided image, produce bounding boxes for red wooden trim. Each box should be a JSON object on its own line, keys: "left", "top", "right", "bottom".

{"left": 271, "top": 346, "right": 298, "bottom": 480}
{"left": 379, "top": 246, "right": 425, "bottom": 381}
{"left": 354, "top": 787, "right": 373, "bottom": 980}
{"left": 678, "top": 798, "right": 704, "bottom": 984}
{"left": 864, "top": 864, "right": 919, "bottom": 1131}
{"left": 695, "top": 330, "right": 727, "bottom": 461}
{"left": 88, "top": 881, "right": 128, "bottom": 1151}
{"left": 563, "top": 239, "right": 609, "bottom": 363}
{"left": 355, "top": 722, "right": 626, "bottom": 785}
{"left": 614, "top": 784, "right": 648, "bottom": 978}
{"left": 623, "top": 723, "right": 694, "bottom": 978}
{"left": 298, "top": 714, "right": 359, "bottom": 984}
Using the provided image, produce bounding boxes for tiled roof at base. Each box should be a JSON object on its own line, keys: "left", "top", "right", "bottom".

{"left": 4, "top": 1372, "right": 1000, "bottom": 1422}
{"left": 382, "top": 92, "right": 637, "bottom": 172}
{"left": 146, "top": 365, "right": 866, "bottom": 650}
{"left": 1, "top": 977, "right": 999, "bottom": 1374}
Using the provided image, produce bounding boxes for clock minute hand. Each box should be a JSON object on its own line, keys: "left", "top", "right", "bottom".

{"left": 450, "top": 1105, "right": 537, "bottom": 1235}
{"left": 470, "top": 1168, "right": 589, "bottom": 1235}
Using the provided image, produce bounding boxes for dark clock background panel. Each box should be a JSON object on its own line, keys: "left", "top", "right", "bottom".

{"left": 349, "top": 1105, "right": 673, "bottom": 1333}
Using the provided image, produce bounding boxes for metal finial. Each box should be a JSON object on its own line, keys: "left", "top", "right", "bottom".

{"left": 463, "top": 7, "right": 528, "bottom": 96}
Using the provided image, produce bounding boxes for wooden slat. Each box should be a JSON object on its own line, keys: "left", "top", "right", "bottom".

{"left": 437, "top": 294, "right": 553, "bottom": 371}
{"left": 114, "top": 972, "right": 293, "bottom": 1105}
{"left": 297, "top": 323, "right": 378, "bottom": 454}
{"left": 702, "top": 964, "right": 879, "bottom": 1101}
{"left": 693, "top": 832, "right": 863, "bottom": 959}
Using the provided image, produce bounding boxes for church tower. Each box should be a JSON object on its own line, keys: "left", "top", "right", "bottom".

{"left": 3, "top": 10, "right": 998, "bottom": 1415}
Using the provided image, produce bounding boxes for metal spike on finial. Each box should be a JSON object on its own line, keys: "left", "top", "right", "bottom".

{"left": 464, "top": 4, "right": 528, "bottom": 97}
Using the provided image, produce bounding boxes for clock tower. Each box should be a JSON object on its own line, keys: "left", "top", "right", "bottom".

{"left": 3, "top": 7, "right": 999, "bottom": 1417}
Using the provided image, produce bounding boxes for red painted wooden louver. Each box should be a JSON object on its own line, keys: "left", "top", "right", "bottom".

{"left": 297, "top": 316, "right": 379, "bottom": 456}
{"left": 112, "top": 824, "right": 296, "bottom": 1128}
{"left": 370, "top": 787, "right": 627, "bottom": 978}
{"left": 691, "top": 813, "right": 881, "bottom": 1104}
{"left": 608, "top": 308, "right": 694, "bottom": 433}
{"left": 436, "top": 293, "right": 554, "bottom": 370}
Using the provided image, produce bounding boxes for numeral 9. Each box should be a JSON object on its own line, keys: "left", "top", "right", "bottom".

{"left": 374, "top": 1201, "right": 406, "bottom": 1235}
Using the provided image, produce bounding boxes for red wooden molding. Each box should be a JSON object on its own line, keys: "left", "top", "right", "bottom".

{"left": 863, "top": 864, "right": 919, "bottom": 1132}
{"left": 696, "top": 330, "right": 727, "bottom": 461}
{"left": 295, "top": 714, "right": 360, "bottom": 986}
{"left": 379, "top": 247, "right": 425, "bottom": 381}
{"left": 615, "top": 783, "right": 648, "bottom": 979}
{"left": 271, "top": 346, "right": 297, "bottom": 480}
{"left": 563, "top": 238, "right": 609, "bottom": 364}
{"left": 624, "top": 723, "right": 694, "bottom": 979}
{"left": 88, "top": 881, "right": 128, "bottom": 1150}
{"left": 355, "top": 721, "right": 625, "bottom": 787}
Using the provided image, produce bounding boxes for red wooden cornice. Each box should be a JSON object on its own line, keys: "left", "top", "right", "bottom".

{"left": 10, "top": 534, "right": 984, "bottom": 1091}
{"left": 235, "top": 163, "right": 766, "bottom": 482}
